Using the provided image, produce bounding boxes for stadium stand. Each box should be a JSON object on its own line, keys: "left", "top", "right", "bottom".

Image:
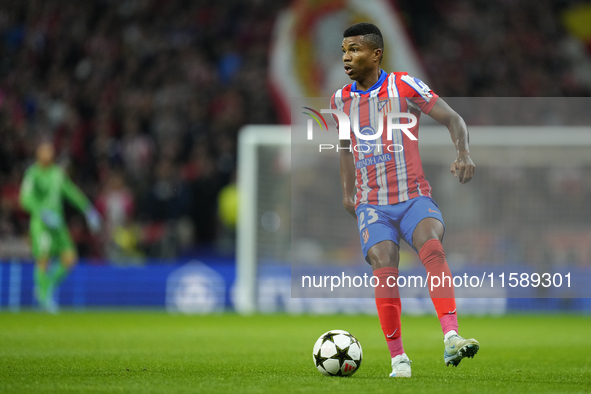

{"left": 0, "top": 0, "right": 589, "bottom": 261}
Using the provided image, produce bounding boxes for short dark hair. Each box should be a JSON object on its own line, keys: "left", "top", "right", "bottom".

{"left": 343, "top": 22, "right": 384, "bottom": 62}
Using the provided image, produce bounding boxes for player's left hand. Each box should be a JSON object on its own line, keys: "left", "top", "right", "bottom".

{"left": 450, "top": 153, "right": 475, "bottom": 184}
{"left": 85, "top": 207, "right": 102, "bottom": 234}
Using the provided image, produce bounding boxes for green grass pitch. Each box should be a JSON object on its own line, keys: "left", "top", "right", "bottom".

{"left": 1, "top": 312, "right": 590, "bottom": 393}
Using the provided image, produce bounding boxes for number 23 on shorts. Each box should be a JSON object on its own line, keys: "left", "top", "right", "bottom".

{"left": 358, "top": 208, "right": 379, "bottom": 230}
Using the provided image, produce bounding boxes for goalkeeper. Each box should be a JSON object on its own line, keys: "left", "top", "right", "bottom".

{"left": 19, "top": 142, "right": 101, "bottom": 312}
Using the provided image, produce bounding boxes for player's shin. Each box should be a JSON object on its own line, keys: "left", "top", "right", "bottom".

{"left": 33, "top": 264, "right": 50, "bottom": 304}
{"left": 374, "top": 267, "right": 404, "bottom": 358}
{"left": 49, "top": 262, "right": 71, "bottom": 288}
{"left": 50, "top": 251, "right": 77, "bottom": 289}
{"left": 418, "top": 239, "right": 459, "bottom": 335}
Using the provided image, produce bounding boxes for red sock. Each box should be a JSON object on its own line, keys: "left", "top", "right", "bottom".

{"left": 374, "top": 267, "right": 404, "bottom": 358}
{"left": 419, "top": 239, "right": 459, "bottom": 335}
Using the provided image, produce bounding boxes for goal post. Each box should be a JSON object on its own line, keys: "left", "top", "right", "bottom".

{"left": 235, "top": 125, "right": 291, "bottom": 314}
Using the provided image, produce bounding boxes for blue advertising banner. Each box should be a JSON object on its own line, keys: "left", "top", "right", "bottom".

{"left": 1, "top": 261, "right": 590, "bottom": 313}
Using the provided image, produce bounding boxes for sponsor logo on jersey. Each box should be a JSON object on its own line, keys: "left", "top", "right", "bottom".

{"left": 413, "top": 77, "right": 433, "bottom": 97}
{"left": 428, "top": 208, "right": 439, "bottom": 214}
{"left": 355, "top": 153, "right": 392, "bottom": 169}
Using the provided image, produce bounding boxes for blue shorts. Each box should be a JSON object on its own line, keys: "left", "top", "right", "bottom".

{"left": 356, "top": 196, "right": 445, "bottom": 262}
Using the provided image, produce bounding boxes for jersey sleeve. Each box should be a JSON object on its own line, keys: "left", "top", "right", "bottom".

{"left": 61, "top": 170, "right": 91, "bottom": 213}
{"left": 398, "top": 74, "right": 439, "bottom": 114}
{"left": 19, "top": 168, "right": 40, "bottom": 215}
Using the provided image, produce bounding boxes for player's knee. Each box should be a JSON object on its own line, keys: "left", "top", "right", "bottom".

{"left": 415, "top": 236, "right": 441, "bottom": 253}
{"left": 368, "top": 243, "right": 399, "bottom": 270}
{"left": 418, "top": 238, "right": 446, "bottom": 263}
{"left": 413, "top": 218, "right": 444, "bottom": 251}
{"left": 64, "top": 259, "right": 77, "bottom": 268}
{"left": 62, "top": 253, "right": 78, "bottom": 268}
{"left": 36, "top": 257, "right": 50, "bottom": 270}
{"left": 370, "top": 257, "right": 398, "bottom": 270}
{"left": 65, "top": 260, "right": 77, "bottom": 269}
{"left": 414, "top": 231, "right": 444, "bottom": 252}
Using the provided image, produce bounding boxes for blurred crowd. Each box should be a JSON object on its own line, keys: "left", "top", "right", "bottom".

{"left": 398, "top": 0, "right": 591, "bottom": 97}
{"left": 0, "top": 0, "right": 286, "bottom": 261}
{"left": 1, "top": 0, "right": 590, "bottom": 262}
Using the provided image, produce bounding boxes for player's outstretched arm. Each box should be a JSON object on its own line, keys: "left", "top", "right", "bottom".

{"left": 339, "top": 138, "right": 357, "bottom": 218}
{"left": 427, "top": 98, "right": 475, "bottom": 184}
{"left": 62, "top": 173, "right": 102, "bottom": 233}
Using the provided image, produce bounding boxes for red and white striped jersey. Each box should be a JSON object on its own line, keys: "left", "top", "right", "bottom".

{"left": 330, "top": 70, "right": 439, "bottom": 207}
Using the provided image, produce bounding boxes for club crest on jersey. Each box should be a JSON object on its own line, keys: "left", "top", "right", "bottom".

{"left": 362, "top": 228, "right": 369, "bottom": 243}
{"left": 378, "top": 99, "right": 392, "bottom": 117}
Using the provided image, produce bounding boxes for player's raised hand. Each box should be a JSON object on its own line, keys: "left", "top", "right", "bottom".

{"left": 450, "top": 153, "right": 475, "bottom": 184}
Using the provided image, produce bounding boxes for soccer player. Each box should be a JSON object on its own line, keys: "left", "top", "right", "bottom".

{"left": 20, "top": 142, "right": 101, "bottom": 313}
{"left": 332, "top": 23, "right": 479, "bottom": 377}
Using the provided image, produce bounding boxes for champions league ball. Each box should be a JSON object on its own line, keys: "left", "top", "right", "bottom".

{"left": 312, "top": 330, "right": 363, "bottom": 377}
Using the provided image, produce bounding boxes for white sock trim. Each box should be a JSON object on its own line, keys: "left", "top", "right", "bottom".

{"left": 444, "top": 330, "right": 458, "bottom": 341}
{"left": 391, "top": 353, "right": 408, "bottom": 362}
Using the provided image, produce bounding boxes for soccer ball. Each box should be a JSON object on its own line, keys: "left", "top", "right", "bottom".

{"left": 312, "top": 329, "right": 362, "bottom": 377}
